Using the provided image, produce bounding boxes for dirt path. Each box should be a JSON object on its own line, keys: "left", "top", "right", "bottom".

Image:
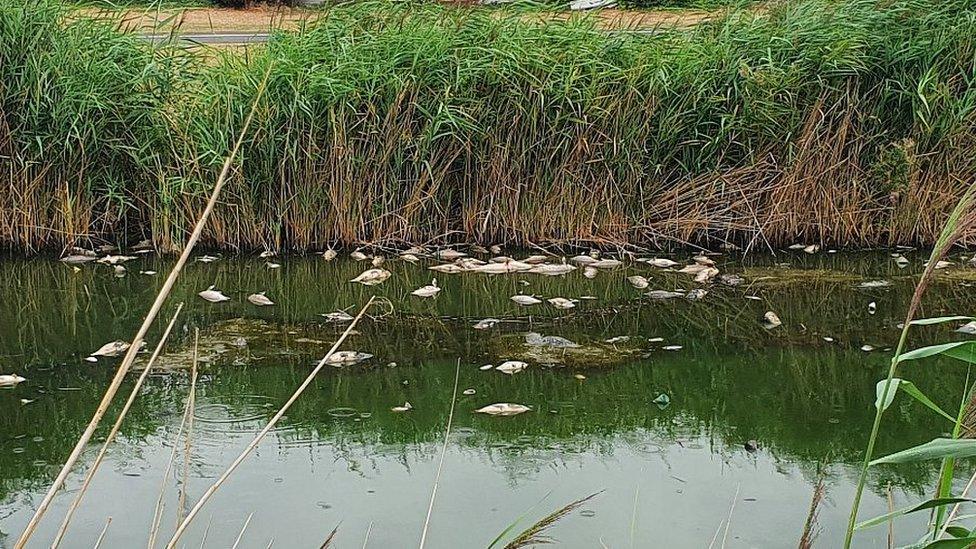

{"left": 77, "top": 5, "right": 717, "bottom": 35}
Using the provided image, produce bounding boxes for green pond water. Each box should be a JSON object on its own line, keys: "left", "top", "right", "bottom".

{"left": 1, "top": 250, "right": 975, "bottom": 548}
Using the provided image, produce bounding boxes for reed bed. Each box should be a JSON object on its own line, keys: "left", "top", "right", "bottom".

{"left": 2, "top": 0, "right": 975, "bottom": 252}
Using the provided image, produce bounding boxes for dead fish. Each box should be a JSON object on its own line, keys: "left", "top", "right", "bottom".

{"left": 196, "top": 255, "right": 219, "bottom": 263}
{"left": 325, "top": 351, "right": 373, "bottom": 366}
{"left": 322, "top": 250, "right": 338, "bottom": 261}
{"left": 473, "top": 318, "right": 500, "bottom": 330}
{"left": 511, "top": 295, "right": 542, "bottom": 306}
{"left": 259, "top": 250, "right": 276, "bottom": 258}
{"left": 605, "top": 336, "right": 630, "bottom": 344}
{"left": 868, "top": 301, "right": 877, "bottom": 315}
{"left": 400, "top": 253, "right": 420, "bottom": 263}
{"left": 479, "top": 261, "right": 533, "bottom": 274}
{"left": 787, "top": 244, "right": 807, "bottom": 250}
{"left": 139, "top": 270, "right": 156, "bottom": 275}
{"left": 266, "top": 262, "right": 281, "bottom": 269}
{"left": 529, "top": 263, "right": 577, "bottom": 276}
{"left": 580, "top": 266, "right": 597, "bottom": 279}
{"left": 474, "top": 403, "right": 531, "bottom": 416}
{"left": 0, "top": 374, "right": 26, "bottom": 387}
{"left": 927, "top": 260, "right": 952, "bottom": 269}
{"left": 463, "top": 388, "right": 477, "bottom": 395}
{"left": 113, "top": 265, "right": 126, "bottom": 277}
{"left": 662, "top": 345, "right": 683, "bottom": 351}
{"left": 97, "top": 255, "right": 137, "bottom": 265}
{"left": 60, "top": 255, "right": 97, "bottom": 265}
{"left": 648, "top": 337, "right": 664, "bottom": 343}
{"left": 627, "top": 276, "right": 650, "bottom": 289}
{"left": 371, "top": 256, "right": 385, "bottom": 267}
{"left": 320, "top": 311, "right": 354, "bottom": 323}
{"left": 803, "top": 244, "right": 820, "bottom": 254}
{"left": 686, "top": 289, "right": 708, "bottom": 300}
{"left": 590, "top": 259, "right": 623, "bottom": 269}
{"left": 84, "top": 356, "right": 98, "bottom": 363}
{"left": 479, "top": 364, "right": 495, "bottom": 371}
{"left": 678, "top": 264, "right": 709, "bottom": 275}
{"left": 457, "top": 258, "right": 487, "bottom": 269}
{"left": 694, "top": 267, "right": 719, "bottom": 283}
{"left": 525, "top": 333, "right": 579, "bottom": 348}
{"left": 745, "top": 295, "right": 762, "bottom": 301}
{"left": 402, "top": 246, "right": 426, "bottom": 255}
{"left": 574, "top": 374, "right": 587, "bottom": 380}
{"left": 436, "top": 249, "right": 467, "bottom": 260}
{"left": 247, "top": 292, "right": 275, "bottom": 306}
{"left": 412, "top": 279, "right": 441, "bottom": 298}
{"left": 570, "top": 255, "right": 599, "bottom": 266}
{"left": 199, "top": 287, "right": 231, "bottom": 303}
{"left": 20, "top": 398, "right": 34, "bottom": 405}
{"left": 490, "top": 255, "right": 515, "bottom": 263}
{"left": 823, "top": 336, "right": 835, "bottom": 342}
{"left": 496, "top": 361, "right": 528, "bottom": 375}
{"left": 642, "top": 258, "right": 679, "bottom": 269}
{"left": 956, "top": 321, "right": 976, "bottom": 334}
{"left": 646, "top": 290, "right": 684, "bottom": 300}
{"left": 430, "top": 263, "right": 466, "bottom": 274}
{"left": 895, "top": 256, "right": 910, "bottom": 268}
{"left": 861, "top": 344, "right": 875, "bottom": 352}
{"left": 762, "top": 311, "right": 782, "bottom": 329}
{"left": 547, "top": 297, "right": 577, "bottom": 310}
{"left": 858, "top": 280, "right": 891, "bottom": 289}
{"left": 522, "top": 255, "right": 548, "bottom": 264}
{"left": 351, "top": 268, "right": 392, "bottom": 286}
{"left": 91, "top": 340, "right": 132, "bottom": 358}
{"left": 720, "top": 274, "right": 744, "bottom": 286}
{"left": 350, "top": 250, "right": 368, "bottom": 261}
{"left": 391, "top": 402, "right": 413, "bottom": 412}
{"left": 692, "top": 255, "right": 715, "bottom": 266}
{"left": 489, "top": 245, "right": 503, "bottom": 254}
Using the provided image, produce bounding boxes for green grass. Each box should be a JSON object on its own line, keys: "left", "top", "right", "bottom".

{"left": 2, "top": 0, "right": 975, "bottom": 251}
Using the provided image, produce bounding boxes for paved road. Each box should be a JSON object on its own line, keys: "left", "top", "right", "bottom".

{"left": 144, "top": 32, "right": 271, "bottom": 45}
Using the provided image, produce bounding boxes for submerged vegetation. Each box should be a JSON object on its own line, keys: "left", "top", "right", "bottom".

{"left": 1, "top": 0, "right": 975, "bottom": 251}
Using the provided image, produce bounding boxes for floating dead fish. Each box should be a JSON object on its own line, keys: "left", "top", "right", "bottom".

{"left": 745, "top": 295, "right": 762, "bottom": 301}
{"left": 583, "top": 266, "right": 599, "bottom": 279}
{"left": 490, "top": 245, "right": 503, "bottom": 254}
{"left": 522, "top": 255, "right": 548, "bottom": 264}
{"left": 525, "top": 333, "right": 580, "bottom": 348}
{"left": 0, "top": 374, "right": 26, "bottom": 387}
{"left": 139, "top": 270, "right": 156, "bottom": 275}
{"left": 823, "top": 336, "right": 835, "bottom": 342}
{"left": 529, "top": 263, "right": 577, "bottom": 276}
{"left": 648, "top": 337, "right": 664, "bottom": 343}
{"left": 199, "top": 287, "right": 230, "bottom": 303}
{"left": 686, "top": 289, "right": 708, "bottom": 300}
{"left": 627, "top": 276, "right": 650, "bottom": 289}
{"left": 694, "top": 267, "right": 719, "bottom": 283}
{"left": 692, "top": 255, "right": 715, "bottom": 266}
{"left": 470, "top": 245, "right": 489, "bottom": 254}
{"left": 895, "top": 256, "right": 910, "bottom": 268}
{"left": 403, "top": 246, "right": 426, "bottom": 255}
{"left": 646, "top": 290, "right": 684, "bottom": 300}
{"left": 547, "top": 297, "right": 577, "bottom": 310}
{"left": 266, "top": 262, "right": 281, "bottom": 269}
{"left": 858, "top": 280, "right": 891, "bottom": 289}
{"left": 490, "top": 256, "right": 514, "bottom": 263}
{"left": 60, "top": 255, "right": 96, "bottom": 265}
{"left": 248, "top": 292, "right": 275, "bottom": 306}
{"left": 463, "top": 388, "right": 477, "bottom": 396}
{"left": 861, "top": 344, "right": 875, "bottom": 352}
{"left": 803, "top": 244, "right": 820, "bottom": 254}
{"left": 320, "top": 311, "right": 354, "bottom": 323}
{"left": 927, "top": 260, "right": 952, "bottom": 269}
{"left": 371, "top": 256, "right": 385, "bottom": 267}
{"left": 473, "top": 318, "right": 500, "bottom": 330}
{"left": 590, "top": 259, "right": 623, "bottom": 269}
{"left": 196, "top": 255, "right": 219, "bottom": 263}
{"left": 259, "top": 250, "right": 276, "bottom": 258}
{"left": 868, "top": 301, "right": 877, "bottom": 315}
{"left": 400, "top": 253, "right": 420, "bottom": 263}
{"left": 475, "top": 403, "right": 531, "bottom": 416}
{"left": 350, "top": 250, "right": 368, "bottom": 261}
{"left": 662, "top": 345, "right": 683, "bottom": 351}
{"left": 762, "top": 311, "right": 782, "bottom": 329}
{"left": 113, "top": 265, "right": 126, "bottom": 277}
{"left": 956, "top": 321, "right": 976, "bottom": 334}
{"left": 574, "top": 374, "right": 587, "bottom": 380}
{"left": 787, "top": 244, "right": 807, "bottom": 250}
{"left": 412, "top": 279, "right": 441, "bottom": 298}
{"left": 642, "top": 258, "right": 679, "bottom": 269}
{"left": 678, "top": 264, "right": 709, "bottom": 275}
{"left": 479, "top": 364, "right": 495, "bottom": 371}
{"left": 84, "top": 356, "right": 98, "bottom": 363}
{"left": 496, "top": 361, "right": 528, "bottom": 375}
{"left": 20, "top": 398, "right": 34, "bottom": 405}
{"left": 97, "top": 255, "right": 137, "bottom": 265}
{"left": 351, "top": 268, "right": 392, "bottom": 286}
{"left": 430, "top": 263, "right": 467, "bottom": 274}
{"left": 437, "top": 249, "right": 467, "bottom": 260}
{"left": 570, "top": 255, "right": 599, "bottom": 266}
{"left": 605, "top": 336, "right": 630, "bottom": 344}
{"left": 652, "top": 393, "right": 671, "bottom": 408}
{"left": 458, "top": 257, "right": 487, "bottom": 269}
{"left": 91, "top": 340, "right": 132, "bottom": 358}
{"left": 325, "top": 351, "right": 373, "bottom": 366}
{"left": 720, "top": 274, "right": 744, "bottom": 286}
{"left": 511, "top": 295, "right": 542, "bottom": 306}
{"left": 391, "top": 402, "right": 413, "bottom": 412}
{"left": 322, "top": 250, "right": 338, "bottom": 261}
{"left": 132, "top": 238, "right": 153, "bottom": 250}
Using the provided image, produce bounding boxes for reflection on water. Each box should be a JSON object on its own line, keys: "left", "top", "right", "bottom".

{"left": 0, "top": 251, "right": 974, "bottom": 547}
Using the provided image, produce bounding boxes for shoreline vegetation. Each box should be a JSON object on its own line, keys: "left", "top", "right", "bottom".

{"left": 2, "top": 0, "right": 975, "bottom": 253}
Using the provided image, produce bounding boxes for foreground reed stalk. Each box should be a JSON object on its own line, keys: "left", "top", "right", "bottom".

{"left": 418, "top": 360, "right": 461, "bottom": 549}
{"left": 50, "top": 303, "right": 185, "bottom": 548}
{"left": 164, "top": 296, "right": 377, "bottom": 548}
{"left": 14, "top": 66, "right": 272, "bottom": 548}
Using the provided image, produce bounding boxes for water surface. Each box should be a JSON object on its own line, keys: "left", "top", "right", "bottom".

{"left": 1, "top": 250, "right": 974, "bottom": 547}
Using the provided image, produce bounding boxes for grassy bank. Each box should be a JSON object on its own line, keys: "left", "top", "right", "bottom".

{"left": 2, "top": 0, "right": 975, "bottom": 252}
